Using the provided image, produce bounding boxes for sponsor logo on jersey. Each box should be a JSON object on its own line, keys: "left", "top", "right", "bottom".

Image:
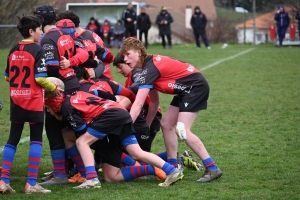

{"left": 42, "top": 44, "right": 54, "bottom": 50}
{"left": 75, "top": 40, "right": 84, "bottom": 48}
{"left": 37, "top": 66, "right": 46, "bottom": 73}
{"left": 155, "top": 55, "right": 161, "bottom": 61}
{"left": 11, "top": 89, "right": 31, "bottom": 96}
{"left": 187, "top": 65, "right": 195, "bottom": 72}
{"left": 44, "top": 51, "right": 54, "bottom": 60}
{"left": 141, "top": 135, "right": 149, "bottom": 140}
{"left": 95, "top": 35, "right": 100, "bottom": 42}
{"left": 184, "top": 102, "right": 189, "bottom": 107}
{"left": 60, "top": 38, "right": 71, "bottom": 47}
{"left": 168, "top": 82, "right": 187, "bottom": 91}
{"left": 72, "top": 93, "right": 82, "bottom": 103}
{"left": 103, "top": 100, "right": 113, "bottom": 109}
{"left": 11, "top": 54, "right": 29, "bottom": 61}
{"left": 41, "top": 58, "right": 46, "bottom": 66}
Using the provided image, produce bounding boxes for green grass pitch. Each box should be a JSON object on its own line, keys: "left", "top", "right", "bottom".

{"left": 0, "top": 43, "right": 299, "bottom": 199}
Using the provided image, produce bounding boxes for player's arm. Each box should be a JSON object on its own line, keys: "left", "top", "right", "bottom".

{"left": 115, "top": 95, "right": 131, "bottom": 108}
{"left": 35, "top": 49, "right": 63, "bottom": 95}
{"left": 109, "top": 80, "right": 136, "bottom": 103}
{"left": 130, "top": 88, "right": 149, "bottom": 123}
{"left": 4, "top": 49, "right": 14, "bottom": 82}
{"left": 62, "top": 104, "right": 87, "bottom": 135}
{"left": 90, "top": 90, "right": 116, "bottom": 101}
{"left": 146, "top": 89, "right": 160, "bottom": 127}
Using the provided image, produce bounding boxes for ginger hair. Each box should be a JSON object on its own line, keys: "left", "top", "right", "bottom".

{"left": 119, "top": 37, "right": 148, "bottom": 64}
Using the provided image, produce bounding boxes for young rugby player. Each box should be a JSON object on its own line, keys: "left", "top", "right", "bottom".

{"left": 0, "top": 15, "right": 62, "bottom": 194}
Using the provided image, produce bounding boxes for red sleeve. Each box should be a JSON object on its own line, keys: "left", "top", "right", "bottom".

{"left": 119, "top": 87, "right": 136, "bottom": 103}
{"left": 102, "top": 48, "right": 114, "bottom": 63}
{"left": 69, "top": 47, "right": 89, "bottom": 66}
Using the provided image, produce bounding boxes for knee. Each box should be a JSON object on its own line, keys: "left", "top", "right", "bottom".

{"left": 160, "top": 118, "right": 174, "bottom": 130}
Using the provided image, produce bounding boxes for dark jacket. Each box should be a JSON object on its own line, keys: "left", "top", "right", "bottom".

{"left": 295, "top": 10, "right": 300, "bottom": 26}
{"left": 113, "top": 20, "right": 125, "bottom": 35}
{"left": 274, "top": 6, "right": 290, "bottom": 29}
{"left": 137, "top": 13, "right": 151, "bottom": 31}
{"left": 122, "top": 8, "right": 137, "bottom": 30}
{"left": 190, "top": 6, "right": 207, "bottom": 34}
{"left": 155, "top": 11, "right": 173, "bottom": 35}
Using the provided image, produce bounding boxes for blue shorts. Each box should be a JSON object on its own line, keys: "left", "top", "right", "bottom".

{"left": 121, "top": 134, "right": 138, "bottom": 148}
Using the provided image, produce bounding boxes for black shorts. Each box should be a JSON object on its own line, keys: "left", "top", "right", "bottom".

{"left": 170, "top": 90, "right": 209, "bottom": 112}
{"left": 91, "top": 138, "right": 123, "bottom": 168}
{"left": 88, "top": 108, "right": 133, "bottom": 137}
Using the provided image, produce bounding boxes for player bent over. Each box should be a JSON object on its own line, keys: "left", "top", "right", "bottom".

{"left": 0, "top": 15, "right": 62, "bottom": 194}
{"left": 44, "top": 82, "right": 183, "bottom": 188}
{"left": 120, "top": 38, "right": 222, "bottom": 183}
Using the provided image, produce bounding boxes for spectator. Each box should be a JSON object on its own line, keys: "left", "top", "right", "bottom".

{"left": 295, "top": 7, "right": 300, "bottom": 41}
{"left": 122, "top": 2, "right": 137, "bottom": 38}
{"left": 137, "top": 7, "right": 151, "bottom": 49}
{"left": 111, "top": 19, "right": 125, "bottom": 48}
{"left": 100, "top": 19, "right": 112, "bottom": 47}
{"left": 190, "top": 6, "right": 211, "bottom": 49}
{"left": 274, "top": 5, "right": 290, "bottom": 47}
{"left": 155, "top": 6, "right": 173, "bottom": 49}
{"left": 86, "top": 17, "right": 101, "bottom": 37}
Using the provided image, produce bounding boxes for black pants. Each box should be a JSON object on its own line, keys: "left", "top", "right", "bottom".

{"left": 160, "top": 34, "right": 172, "bottom": 48}
{"left": 125, "top": 28, "right": 136, "bottom": 38}
{"left": 139, "top": 30, "right": 148, "bottom": 48}
{"left": 45, "top": 111, "right": 65, "bottom": 150}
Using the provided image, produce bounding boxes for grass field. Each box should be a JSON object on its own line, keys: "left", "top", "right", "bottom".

{"left": 0, "top": 43, "right": 299, "bottom": 199}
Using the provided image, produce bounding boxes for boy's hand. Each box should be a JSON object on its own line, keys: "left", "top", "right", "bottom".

{"left": 52, "top": 86, "right": 64, "bottom": 96}
{"left": 94, "top": 55, "right": 100, "bottom": 64}
{"left": 86, "top": 68, "right": 96, "bottom": 79}
{"left": 60, "top": 56, "right": 71, "bottom": 69}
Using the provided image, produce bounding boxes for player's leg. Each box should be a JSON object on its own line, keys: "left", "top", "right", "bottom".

{"left": 24, "top": 122, "right": 51, "bottom": 194}
{"left": 122, "top": 134, "right": 182, "bottom": 187}
{"left": 40, "top": 112, "right": 68, "bottom": 186}
{"left": 73, "top": 128, "right": 101, "bottom": 189}
{"left": 62, "top": 128, "right": 86, "bottom": 183}
{"left": 160, "top": 96, "right": 180, "bottom": 167}
{"left": 0, "top": 122, "right": 24, "bottom": 193}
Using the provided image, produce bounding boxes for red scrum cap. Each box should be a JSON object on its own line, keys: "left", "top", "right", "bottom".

{"left": 56, "top": 19, "right": 75, "bottom": 28}
{"left": 45, "top": 94, "right": 64, "bottom": 114}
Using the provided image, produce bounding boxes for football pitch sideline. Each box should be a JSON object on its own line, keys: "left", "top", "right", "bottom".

{"left": 0, "top": 43, "right": 299, "bottom": 199}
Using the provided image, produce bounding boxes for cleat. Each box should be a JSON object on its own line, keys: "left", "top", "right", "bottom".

{"left": 73, "top": 178, "right": 101, "bottom": 189}
{"left": 41, "top": 171, "right": 54, "bottom": 182}
{"left": 0, "top": 180, "right": 15, "bottom": 194}
{"left": 39, "top": 177, "right": 69, "bottom": 186}
{"left": 24, "top": 183, "right": 51, "bottom": 194}
{"left": 158, "top": 168, "right": 183, "bottom": 187}
{"left": 68, "top": 173, "right": 86, "bottom": 183}
{"left": 43, "top": 171, "right": 53, "bottom": 176}
{"left": 181, "top": 150, "right": 203, "bottom": 171}
{"left": 153, "top": 166, "right": 167, "bottom": 180}
{"left": 197, "top": 168, "right": 222, "bottom": 183}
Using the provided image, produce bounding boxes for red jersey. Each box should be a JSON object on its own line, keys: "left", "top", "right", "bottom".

{"left": 78, "top": 30, "right": 114, "bottom": 80}
{"left": 80, "top": 79, "right": 136, "bottom": 103}
{"left": 139, "top": 55, "right": 207, "bottom": 97}
{"left": 61, "top": 91, "right": 131, "bottom": 134}
{"left": 5, "top": 42, "right": 48, "bottom": 122}
{"left": 40, "top": 28, "right": 80, "bottom": 92}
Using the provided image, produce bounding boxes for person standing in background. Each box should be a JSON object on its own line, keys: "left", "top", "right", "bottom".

{"left": 295, "top": 7, "right": 300, "bottom": 43}
{"left": 274, "top": 5, "right": 290, "bottom": 47}
{"left": 122, "top": 2, "right": 137, "bottom": 38}
{"left": 137, "top": 7, "right": 151, "bottom": 49}
{"left": 190, "top": 6, "right": 211, "bottom": 49}
{"left": 86, "top": 17, "right": 101, "bottom": 37}
{"left": 155, "top": 6, "right": 173, "bottom": 49}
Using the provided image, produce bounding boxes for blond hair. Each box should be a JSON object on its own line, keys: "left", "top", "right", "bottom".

{"left": 119, "top": 37, "right": 148, "bottom": 64}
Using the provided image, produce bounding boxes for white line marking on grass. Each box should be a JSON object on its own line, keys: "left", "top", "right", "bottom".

{"left": 201, "top": 48, "right": 255, "bottom": 71}
{"left": 0, "top": 131, "right": 46, "bottom": 154}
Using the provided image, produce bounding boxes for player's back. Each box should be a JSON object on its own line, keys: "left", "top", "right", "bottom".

{"left": 41, "top": 28, "right": 80, "bottom": 93}
{"left": 5, "top": 42, "right": 46, "bottom": 122}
